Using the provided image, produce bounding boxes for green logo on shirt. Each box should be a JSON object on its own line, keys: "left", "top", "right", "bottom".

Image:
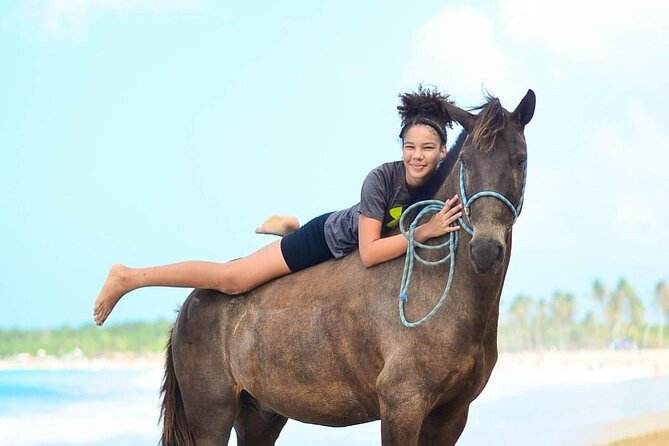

{"left": 386, "top": 206, "right": 403, "bottom": 228}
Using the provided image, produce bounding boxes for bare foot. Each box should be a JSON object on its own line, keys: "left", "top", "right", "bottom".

{"left": 93, "top": 264, "right": 131, "bottom": 326}
{"left": 255, "top": 215, "right": 300, "bottom": 237}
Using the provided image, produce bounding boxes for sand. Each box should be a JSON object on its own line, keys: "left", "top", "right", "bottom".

{"left": 596, "top": 412, "right": 669, "bottom": 446}
{"left": 0, "top": 350, "right": 164, "bottom": 370}
{"left": 602, "top": 428, "right": 669, "bottom": 446}
{"left": 586, "top": 411, "right": 669, "bottom": 445}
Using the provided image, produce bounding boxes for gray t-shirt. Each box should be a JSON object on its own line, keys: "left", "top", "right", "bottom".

{"left": 324, "top": 161, "right": 418, "bottom": 258}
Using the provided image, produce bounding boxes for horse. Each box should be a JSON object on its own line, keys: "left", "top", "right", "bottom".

{"left": 160, "top": 90, "right": 536, "bottom": 446}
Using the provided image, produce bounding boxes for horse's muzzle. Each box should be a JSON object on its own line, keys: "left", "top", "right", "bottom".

{"left": 469, "top": 238, "right": 505, "bottom": 275}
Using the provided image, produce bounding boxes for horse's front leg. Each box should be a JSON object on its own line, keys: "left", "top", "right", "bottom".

{"left": 376, "top": 373, "right": 431, "bottom": 446}
{"left": 417, "top": 403, "right": 469, "bottom": 446}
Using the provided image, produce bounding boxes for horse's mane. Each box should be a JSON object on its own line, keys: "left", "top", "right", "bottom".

{"left": 469, "top": 95, "right": 504, "bottom": 153}
{"left": 443, "top": 129, "right": 466, "bottom": 173}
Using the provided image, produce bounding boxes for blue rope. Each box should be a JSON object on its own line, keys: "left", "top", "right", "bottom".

{"left": 398, "top": 200, "right": 459, "bottom": 328}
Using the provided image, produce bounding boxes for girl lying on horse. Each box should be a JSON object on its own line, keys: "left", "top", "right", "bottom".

{"left": 93, "top": 86, "right": 463, "bottom": 326}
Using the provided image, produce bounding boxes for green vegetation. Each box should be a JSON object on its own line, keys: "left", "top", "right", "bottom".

{"left": 0, "top": 319, "right": 172, "bottom": 357}
{"left": 2, "top": 278, "right": 668, "bottom": 357}
{"left": 499, "top": 279, "right": 669, "bottom": 351}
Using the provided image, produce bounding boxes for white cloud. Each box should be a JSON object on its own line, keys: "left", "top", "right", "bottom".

{"left": 407, "top": 0, "right": 669, "bottom": 99}
{"left": 405, "top": 6, "right": 518, "bottom": 105}
{"left": 486, "top": 102, "right": 669, "bottom": 255}
{"left": 513, "top": 163, "right": 583, "bottom": 252}
{"left": 500, "top": 0, "right": 669, "bottom": 61}
{"left": 592, "top": 102, "right": 669, "bottom": 241}
{"left": 20, "top": 0, "right": 206, "bottom": 39}
{"left": 520, "top": 101, "right": 669, "bottom": 246}
{"left": 593, "top": 101, "right": 669, "bottom": 185}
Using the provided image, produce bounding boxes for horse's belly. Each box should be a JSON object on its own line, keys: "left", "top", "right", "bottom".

{"left": 246, "top": 381, "right": 379, "bottom": 427}
{"left": 232, "top": 338, "right": 382, "bottom": 426}
{"left": 228, "top": 298, "right": 384, "bottom": 425}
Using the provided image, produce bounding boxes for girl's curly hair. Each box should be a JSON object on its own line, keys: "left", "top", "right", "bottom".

{"left": 397, "top": 85, "right": 455, "bottom": 144}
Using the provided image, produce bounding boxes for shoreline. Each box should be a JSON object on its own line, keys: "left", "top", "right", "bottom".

{"left": 3, "top": 348, "right": 668, "bottom": 374}
{"left": 0, "top": 351, "right": 164, "bottom": 371}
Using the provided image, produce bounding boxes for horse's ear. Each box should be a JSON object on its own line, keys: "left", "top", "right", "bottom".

{"left": 445, "top": 103, "right": 476, "bottom": 133}
{"left": 513, "top": 89, "right": 536, "bottom": 126}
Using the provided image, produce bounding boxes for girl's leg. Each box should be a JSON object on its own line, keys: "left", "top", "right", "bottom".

{"left": 255, "top": 215, "right": 300, "bottom": 237}
{"left": 93, "top": 240, "right": 291, "bottom": 326}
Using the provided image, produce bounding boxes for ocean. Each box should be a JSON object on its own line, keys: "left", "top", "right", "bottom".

{"left": 1, "top": 367, "right": 668, "bottom": 445}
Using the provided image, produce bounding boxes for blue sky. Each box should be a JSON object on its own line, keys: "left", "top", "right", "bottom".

{"left": 2, "top": 0, "right": 668, "bottom": 328}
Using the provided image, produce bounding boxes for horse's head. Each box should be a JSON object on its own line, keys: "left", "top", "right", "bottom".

{"left": 444, "top": 90, "right": 536, "bottom": 275}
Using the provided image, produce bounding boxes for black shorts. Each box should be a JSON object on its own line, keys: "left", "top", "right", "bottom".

{"left": 280, "top": 212, "right": 335, "bottom": 273}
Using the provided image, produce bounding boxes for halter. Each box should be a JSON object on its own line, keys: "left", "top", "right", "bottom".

{"left": 397, "top": 160, "right": 527, "bottom": 328}
{"left": 457, "top": 162, "right": 526, "bottom": 235}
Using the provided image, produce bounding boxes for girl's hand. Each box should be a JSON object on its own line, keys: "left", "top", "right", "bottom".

{"left": 424, "top": 194, "right": 462, "bottom": 238}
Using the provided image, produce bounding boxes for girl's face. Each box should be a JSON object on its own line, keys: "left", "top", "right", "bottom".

{"left": 402, "top": 124, "right": 446, "bottom": 188}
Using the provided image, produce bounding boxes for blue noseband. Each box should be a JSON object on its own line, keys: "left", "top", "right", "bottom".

{"left": 457, "top": 161, "right": 526, "bottom": 235}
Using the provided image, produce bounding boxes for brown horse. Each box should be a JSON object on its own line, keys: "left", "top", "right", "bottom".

{"left": 160, "top": 90, "right": 536, "bottom": 446}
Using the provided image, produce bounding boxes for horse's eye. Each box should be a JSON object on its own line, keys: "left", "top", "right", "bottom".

{"left": 515, "top": 157, "right": 527, "bottom": 168}
{"left": 459, "top": 156, "right": 469, "bottom": 167}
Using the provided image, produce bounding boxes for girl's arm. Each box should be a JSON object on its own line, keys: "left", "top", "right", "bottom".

{"left": 358, "top": 195, "right": 462, "bottom": 268}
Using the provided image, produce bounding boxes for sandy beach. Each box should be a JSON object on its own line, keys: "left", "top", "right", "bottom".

{"left": 2, "top": 348, "right": 669, "bottom": 445}
{"left": 0, "top": 350, "right": 164, "bottom": 371}
{"left": 594, "top": 412, "right": 669, "bottom": 446}
{"left": 602, "top": 428, "right": 669, "bottom": 446}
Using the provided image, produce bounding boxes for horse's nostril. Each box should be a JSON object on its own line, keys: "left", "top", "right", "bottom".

{"left": 470, "top": 239, "right": 504, "bottom": 273}
{"left": 472, "top": 240, "right": 501, "bottom": 258}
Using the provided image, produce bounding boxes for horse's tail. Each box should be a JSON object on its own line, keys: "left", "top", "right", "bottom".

{"left": 160, "top": 324, "right": 195, "bottom": 446}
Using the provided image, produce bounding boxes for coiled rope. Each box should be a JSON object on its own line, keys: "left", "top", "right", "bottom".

{"left": 398, "top": 200, "right": 459, "bottom": 328}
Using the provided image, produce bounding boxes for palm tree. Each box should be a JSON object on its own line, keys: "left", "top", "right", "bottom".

{"left": 581, "top": 311, "right": 600, "bottom": 348}
{"left": 592, "top": 279, "right": 607, "bottom": 307}
{"left": 592, "top": 279, "right": 655, "bottom": 346}
{"left": 590, "top": 279, "right": 611, "bottom": 346}
{"left": 591, "top": 279, "right": 609, "bottom": 330}
{"left": 551, "top": 291, "right": 575, "bottom": 349}
{"left": 608, "top": 279, "right": 645, "bottom": 344}
{"left": 655, "top": 281, "right": 669, "bottom": 347}
{"left": 509, "top": 294, "right": 534, "bottom": 350}
{"left": 604, "top": 284, "right": 623, "bottom": 342}
{"left": 532, "top": 299, "right": 548, "bottom": 350}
